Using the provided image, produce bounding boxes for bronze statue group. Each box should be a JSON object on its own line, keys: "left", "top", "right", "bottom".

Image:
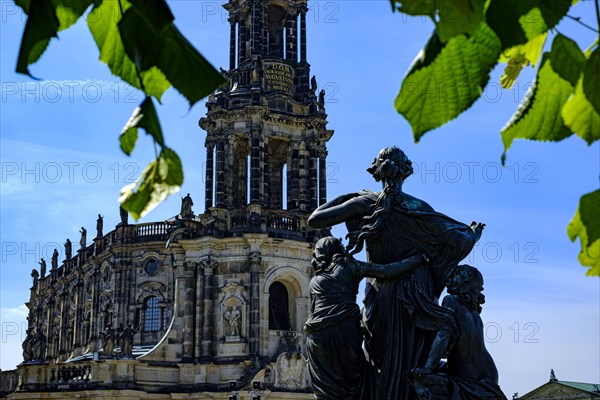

{"left": 305, "top": 147, "right": 507, "bottom": 400}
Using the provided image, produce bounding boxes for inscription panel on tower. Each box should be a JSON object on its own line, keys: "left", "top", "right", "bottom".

{"left": 264, "top": 62, "right": 295, "bottom": 95}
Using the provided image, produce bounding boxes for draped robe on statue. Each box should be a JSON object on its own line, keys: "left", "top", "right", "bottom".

{"left": 305, "top": 258, "right": 366, "bottom": 400}
{"left": 345, "top": 190, "right": 480, "bottom": 400}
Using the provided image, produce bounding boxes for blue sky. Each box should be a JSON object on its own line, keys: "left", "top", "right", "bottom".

{"left": 1, "top": 0, "right": 599, "bottom": 396}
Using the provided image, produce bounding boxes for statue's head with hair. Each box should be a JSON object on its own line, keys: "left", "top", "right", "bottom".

{"left": 312, "top": 236, "right": 346, "bottom": 273}
{"left": 447, "top": 265, "right": 485, "bottom": 313}
{"left": 366, "top": 146, "right": 414, "bottom": 184}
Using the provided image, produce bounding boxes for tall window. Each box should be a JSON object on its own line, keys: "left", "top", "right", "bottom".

{"left": 144, "top": 296, "right": 161, "bottom": 332}
{"left": 269, "top": 282, "right": 291, "bottom": 330}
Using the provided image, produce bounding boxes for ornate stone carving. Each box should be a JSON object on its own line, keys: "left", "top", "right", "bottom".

{"left": 219, "top": 283, "right": 247, "bottom": 343}
{"left": 273, "top": 352, "right": 309, "bottom": 391}
{"left": 136, "top": 282, "right": 166, "bottom": 303}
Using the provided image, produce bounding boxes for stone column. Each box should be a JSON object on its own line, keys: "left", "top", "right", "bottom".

{"left": 251, "top": 1, "right": 261, "bottom": 55}
{"left": 309, "top": 147, "right": 318, "bottom": 210}
{"left": 261, "top": 1, "right": 269, "bottom": 55}
{"left": 287, "top": 142, "right": 300, "bottom": 210}
{"left": 236, "top": 143, "right": 248, "bottom": 208}
{"left": 286, "top": 14, "right": 297, "bottom": 62}
{"left": 215, "top": 140, "right": 226, "bottom": 208}
{"left": 248, "top": 253, "right": 261, "bottom": 356}
{"left": 229, "top": 17, "right": 237, "bottom": 70}
{"left": 300, "top": 12, "right": 307, "bottom": 63}
{"left": 200, "top": 259, "right": 216, "bottom": 360}
{"left": 90, "top": 269, "right": 102, "bottom": 349}
{"left": 250, "top": 132, "right": 261, "bottom": 204}
{"left": 44, "top": 298, "right": 55, "bottom": 359}
{"left": 262, "top": 135, "right": 270, "bottom": 207}
{"left": 205, "top": 141, "right": 215, "bottom": 211}
{"left": 238, "top": 19, "right": 247, "bottom": 65}
{"left": 194, "top": 264, "right": 205, "bottom": 361}
{"left": 182, "top": 263, "right": 196, "bottom": 362}
{"left": 225, "top": 135, "right": 236, "bottom": 208}
{"left": 319, "top": 151, "right": 328, "bottom": 206}
{"left": 298, "top": 142, "right": 309, "bottom": 211}
{"left": 57, "top": 287, "right": 67, "bottom": 355}
{"left": 72, "top": 279, "right": 83, "bottom": 349}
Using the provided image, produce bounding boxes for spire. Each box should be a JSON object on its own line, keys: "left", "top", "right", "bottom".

{"left": 200, "top": 0, "right": 333, "bottom": 224}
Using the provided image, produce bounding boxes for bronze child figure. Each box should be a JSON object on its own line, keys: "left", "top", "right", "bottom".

{"left": 305, "top": 236, "right": 427, "bottom": 400}
{"left": 409, "top": 265, "right": 507, "bottom": 400}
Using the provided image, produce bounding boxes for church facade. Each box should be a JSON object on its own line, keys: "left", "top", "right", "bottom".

{"left": 1, "top": 0, "right": 332, "bottom": 398}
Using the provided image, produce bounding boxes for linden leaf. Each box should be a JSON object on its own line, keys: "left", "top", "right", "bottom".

{"left": 16, "top": 0, "right": 93, "bottom": 77}
{"left": 487, "top": 0, "right": 571, "bottom": 50}
{"left": 120, "top": 148, "right": 183, "bottom": 220}
{"left": 561, "top": 77, "right": 600, "bottom": 144}
{"left": 567, "top": 190, "right": 600, "bottom": 277}
{"left": 117, "top": 0, "right": 226, "bottom": 106}
{"left": 501, "top": 34, "right": 586, "bottom": 159}
{"left": 119, "top": 97, "right": 164, "bottom": 155}
{"left": 87, "top": 0, "right": 170, "bottom": 100}
{"left": 500, "top": 32, "right": 547, "bottom": 88}
{"left": 395, "top": 23, "right": 501, "bottom": 141}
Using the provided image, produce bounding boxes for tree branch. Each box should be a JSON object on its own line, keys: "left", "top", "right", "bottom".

{"left": 566, "top": 14, "right": 599, "bottom": 33}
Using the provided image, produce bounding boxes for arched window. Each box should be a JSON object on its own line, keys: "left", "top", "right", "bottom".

{"left": 269, "top": 282, "right": 291, "bottom": 330}
{"left": 143, "top": 296, "right": 161, "bottom": 332}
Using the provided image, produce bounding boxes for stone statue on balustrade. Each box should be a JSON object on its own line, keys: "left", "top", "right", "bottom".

{"left": 409, "top": 265, "right": 507, "bottom": 400}
{"left": 64, "top": 239, "right": 72, "bottom": 260}
{"left": 96, "top": 214, "right": 103, "bottom": 238}
{"left": 100, "top": 324, "right": 115, "bottom": 357}
{"left": 79, "top": 227, "right": 87, "bottom": 249}
{"left": 38, "top": 258, "right": 46, "bottom": 279}
{"left": 51, "top": 249, "right": 58, "bottom": 271}
{"left": 181, "top": 193, "right": 194, "bottom": 219}
{"left": 31, "top": 268, "right": 39, "bottom": 286}
{"left": 119, "top": 205, "right": 129, "bottom": 225}
{"left": 305, "top": 236, "right": 426, "bottom": 400}
{"left": 22, "top": 326, "right": 46, "bottom": 363}
{"left": 318, "top": 89, "right": 325, "bottom": 110}
{"left": 118, "top": 322, "right": 139, "bottom": 358}
{"left": 308, "top": 146, "right": 491, "bottom": 400}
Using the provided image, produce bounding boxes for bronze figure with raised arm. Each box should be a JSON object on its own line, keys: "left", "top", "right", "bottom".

{"left": 305, "top": 236, "right": 428, "bottom": 400}
{"left": 308, "top": 147, "right": 484, "bottom": 400}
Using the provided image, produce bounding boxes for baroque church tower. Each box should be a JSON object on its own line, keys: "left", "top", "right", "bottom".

{"left": 3, "top": 0, "right": 332, "bottom": 398}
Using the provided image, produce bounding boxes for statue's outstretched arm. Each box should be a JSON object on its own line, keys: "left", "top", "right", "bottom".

{"left": 308, "top": 193, "right": 364, "bottom": 228}
{"left": 356, "top": 254, "right": 426, "bottom": 280}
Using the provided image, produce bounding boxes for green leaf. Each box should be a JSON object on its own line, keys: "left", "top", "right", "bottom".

{"left": 389, "top": 1, "right": 485, "bottom": 42}
{"left": 16, "top": 0, "right": 59, "bottom": 77}
{"left": 499, "top": 32, "right": 547, "bottom": 88}
{"left": 561, "top": 77, "right": 600, "bottom": 144}
{"left": 16, "top": 0, "right": 93, "bottom": 77}
{"left": 583, "top": 49, "right": 600, "bottom": 115}
{"left": 15, "top": 0, "right": 31, "bottom": 13}
{"left": 437, "top": 0, "right": 485, "bottom": 42}
{"left": 500, "top": 34, "right": 587, "bottom": 158}
{"left": 55, "top": 0, "right": 92, "bottom": 31}
{"left": 117, "top": 0, "right": 225, "bottom": 106}
{"left": 486, "top": 0, "right": 571, "bottom": 50}
{"left": 395, "top": 23, "right": 501, "bottom": 141}
{"left": 119, "top": 123, "right": 138, "bottom": 156}
{"left": 551, "top": 34, "right": 587, "bottom": 86}
{"left": 389, "top": 0, "right": 437, "bottom": 15}
{"left": 567, "top": 190, "right": 600, "bottom": 276}
{"left": 119, "top": 97, "right": 165, "bottom": 155}
{"left": 159, "top": 147, "right": 184, "bottom": 186}
{"left": 87, "top": 0, "right": 170, "bottom": 100}
{"left": 119, "top": 148, "right": 183, "bottom": 220}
